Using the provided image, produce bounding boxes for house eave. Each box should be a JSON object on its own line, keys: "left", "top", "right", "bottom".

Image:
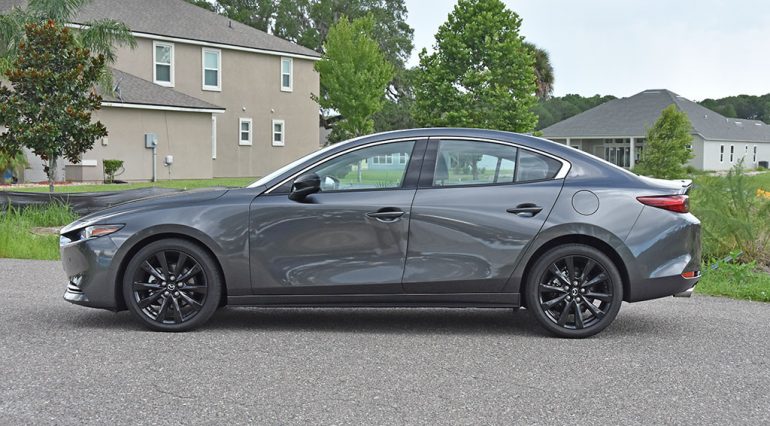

{"left": 102, "top": 102, "right": 225, "bottom": 114}
{"left": 67, "top": 23, "right": 322, "bottom": 61}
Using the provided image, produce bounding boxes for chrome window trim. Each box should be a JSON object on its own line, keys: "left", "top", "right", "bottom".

{"left": 264, "top": 136, "right": 572, "bottom": 194}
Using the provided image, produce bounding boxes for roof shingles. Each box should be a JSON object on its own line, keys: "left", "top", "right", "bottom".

{"left": 102, "top": 68, "right": 224, "bottom": 111}
{"left": 0, "top": 0, "right": 320, "bottom": 58}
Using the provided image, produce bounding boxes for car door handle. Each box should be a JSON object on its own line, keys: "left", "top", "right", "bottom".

{"left": 366, "top": 208, "right": 405, "bottom": 222}
{"left": 507, "top": 204, "right": 543, "bottom": 217}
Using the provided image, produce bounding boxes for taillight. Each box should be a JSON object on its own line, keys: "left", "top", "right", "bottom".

{"left": 636, "top": 195, "right": 689, "bottom": 213}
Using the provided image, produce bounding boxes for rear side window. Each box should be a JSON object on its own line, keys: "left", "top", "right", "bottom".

{"left": 432, "top": 140, "right": 561, "bottom": 187}
{"left": 517, "top": 150, "right": 562, "bottom": 182}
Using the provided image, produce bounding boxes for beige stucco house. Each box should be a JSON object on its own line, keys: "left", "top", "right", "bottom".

{"left": 1, "top": 0, "right": 321, "bottom": 182}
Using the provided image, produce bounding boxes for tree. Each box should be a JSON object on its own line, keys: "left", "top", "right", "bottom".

{"left": 524, "top": 42, "right": 554, "bottom": 100}
{"left": 634, "top": 105, "right": 693, "bottom": 179}
{"left": 0, "top": 0, "right": 136, "bottom": 80}
{"left": 184, "top": 0, "right": 218, "bottom": 12}
{"left": 533, "top": 93, "right": 616, "bottom": 129}
{"left": 314, "top": 15, "right": 394, "bottom": 144}
{"left": 218, "top": 0, "right": 274, "bottom": 32}
{"left": 0, "top": 21, "right": 108, "bottom": 192}
{"left": 413, "top": 0, "right": 538, "bottom": 132}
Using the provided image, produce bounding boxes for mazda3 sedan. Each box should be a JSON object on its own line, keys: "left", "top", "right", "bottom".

{"left": 60, "top": 128, "right": 701, "bottom": 337}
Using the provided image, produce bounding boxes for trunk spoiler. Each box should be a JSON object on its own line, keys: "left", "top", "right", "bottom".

{"left": 637, "top": 176, "right": 693, "bottom": 195}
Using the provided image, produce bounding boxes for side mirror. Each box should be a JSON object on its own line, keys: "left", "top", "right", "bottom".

{"left": 289, "top": 173, "right": 321, "bottom": 202}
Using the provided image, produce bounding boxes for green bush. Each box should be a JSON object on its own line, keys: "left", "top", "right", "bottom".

{"left": 103, "top": 159, "right": 124, "bottom": 184}
{"left": 690, "top": 163, "right": 770, "bottom": 265}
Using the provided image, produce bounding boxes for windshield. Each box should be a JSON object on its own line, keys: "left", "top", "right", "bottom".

{"left": 247, "top": 144, "right": 339, "bottom": 188}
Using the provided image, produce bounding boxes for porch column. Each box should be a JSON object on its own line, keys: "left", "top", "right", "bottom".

{"left": 566, "top": 138, "right": 571, "bottom": 147}
{"left": 629, "top": 137, "right": 636, "bottom": 168}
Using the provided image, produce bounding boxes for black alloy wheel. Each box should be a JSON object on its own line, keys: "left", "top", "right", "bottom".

{"left": 525, "top": 244, "right": 623, "bottom": 338}
{"left": 123, "top": 239, "right": 221, "bottom": 332}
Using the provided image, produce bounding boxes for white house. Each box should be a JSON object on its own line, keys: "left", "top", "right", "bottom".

{"left": 541, "top": 89, "right": 770, "bottom": 170}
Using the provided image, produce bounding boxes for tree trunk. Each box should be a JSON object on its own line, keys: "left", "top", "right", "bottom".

{"left": 47, "top": 155, "right": 57, "bottom": 193}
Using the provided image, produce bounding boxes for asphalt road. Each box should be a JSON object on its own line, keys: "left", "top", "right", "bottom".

{"left": 0, "top": 259, "right": 768, "bottom": 425}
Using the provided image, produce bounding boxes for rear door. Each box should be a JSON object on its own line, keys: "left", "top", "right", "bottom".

{"left": 402, "top": 138, "right": 566, "bottom": 293}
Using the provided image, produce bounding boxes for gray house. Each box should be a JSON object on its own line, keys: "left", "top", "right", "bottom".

{"left": 541, "top": 89, "right": 770, "bottom": 170}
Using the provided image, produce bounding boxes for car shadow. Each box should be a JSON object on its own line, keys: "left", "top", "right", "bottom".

{"left": 205, "top": 307, "right": 543, "bottom": 336}
{"left": 66, "top": 305, "right": 675, "bottom": 337}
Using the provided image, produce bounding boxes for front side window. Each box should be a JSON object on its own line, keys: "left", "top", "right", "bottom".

{"left": 307, "top": 141, "right": 415, "bottom": 192}
{"left": 239, "top": 118, "right": 252, "bottom": 146}
{"left": 432, "top": 140, "right": 562, "bottom": 187}
{"left": 154, "top": 42, "right": 174, "bottom": 86}
{"left": 272, "top": 120, "right": 285, "bottom": 147}
{"left": 281, "top": 57, "right": 293, "bottom": 92}
{"left": 202, "top": 48, "right": 221, "bottom": 90}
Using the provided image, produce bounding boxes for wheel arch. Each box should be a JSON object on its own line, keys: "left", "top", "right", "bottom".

{"left": 111, "top": 227, "right": 229, "bottom": 310}
{"left": 511, "top": 232, "right": 632, "bottom": 305}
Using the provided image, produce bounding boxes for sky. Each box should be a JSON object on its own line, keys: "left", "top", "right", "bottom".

{"left": 404, "top": 0, "right": 770, "bottom": 101}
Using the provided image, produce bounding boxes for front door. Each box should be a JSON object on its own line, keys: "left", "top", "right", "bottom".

{"left": 403, "top": 139, "right": 565, "bottom": 293}
{"left": 250, "top": 140, "right": 424, "bottom": 295}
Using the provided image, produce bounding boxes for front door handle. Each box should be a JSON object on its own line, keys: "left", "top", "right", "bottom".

{"left": 507, "top": 204, "right": 543, "bottom": 218}
{"left": 366, "top": 208, "right": 405, "bottom": 222}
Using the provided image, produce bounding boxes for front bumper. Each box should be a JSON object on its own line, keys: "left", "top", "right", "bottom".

{"left": 60, "top": 234, "right": 121, "bottom": 311}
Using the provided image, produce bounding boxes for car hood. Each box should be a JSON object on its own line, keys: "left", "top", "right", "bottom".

{"left": 60, "top": 188, "right": 230, "bottom": 234}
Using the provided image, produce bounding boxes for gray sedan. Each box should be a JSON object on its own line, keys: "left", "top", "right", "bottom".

{"left": 59, "top": 128, "right": 701, "bottom": 337}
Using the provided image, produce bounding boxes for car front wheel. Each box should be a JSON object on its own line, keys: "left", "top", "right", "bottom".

{"left": 525, "top": 244, "right": 623, "bottom": 338}
{"left": 123, "top": 238, "right": 222, "bottom": 332}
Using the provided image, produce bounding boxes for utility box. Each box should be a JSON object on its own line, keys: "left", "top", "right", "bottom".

{"left": 144, "top": 133, "right": 158, "bottom": 149}
{"left": 759, "top": 161, "right": 769, "bottom": 169}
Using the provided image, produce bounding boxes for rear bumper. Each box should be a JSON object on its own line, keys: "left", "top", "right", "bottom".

{"left": 627, "top": 273, "right": 700, "bottom": 302}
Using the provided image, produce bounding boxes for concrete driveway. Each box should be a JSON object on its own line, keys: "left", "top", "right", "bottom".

{"left": 0, "top": 259, "right": 768, "bottom": 424}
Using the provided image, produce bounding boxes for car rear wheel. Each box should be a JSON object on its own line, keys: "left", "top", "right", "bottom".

{"left": 123, "top": 239, "right": 221, "bottom": 332}
{"left": 525, "top": 244, "right": 623, "bottom": 338}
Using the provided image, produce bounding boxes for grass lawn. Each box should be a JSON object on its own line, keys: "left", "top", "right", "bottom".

{"left": 1, "top": 177, "right": 256, "bottom": 193}
{"left": 696, "top": 263, "right": 770, "bottom": 302}
{"left": 0, "top": 204, "right": 78, "bottom": 260}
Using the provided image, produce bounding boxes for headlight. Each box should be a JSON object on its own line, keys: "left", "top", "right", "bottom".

{"left": 79, "top": 224, "right": 124, "bottom": 240}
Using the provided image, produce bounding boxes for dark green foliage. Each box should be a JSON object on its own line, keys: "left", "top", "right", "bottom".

{"left": 700, "top": 94, "right": 770, "bottom": 123}
{"left": 0, "top": 21, "right": 107, "bottom": 192}
{"left": 533, "top": 94, "right": 616, "bottom": 130}
{"left": 524, "top": 41, "right": 554, "bottom": 100}
{"left": 633, "top": 105, "right": 693, "bottom": 179}
{"left": 102, "top": 159, "right": 124, "bottom": 183}
{"left": 184, "top": 0, "right": 218, "bottom": 12}
{"left": 413, "top": 0, "right": 537, "bottom": 132}
{"left": 314, "top": 16, "right": 394, "bottom": 143}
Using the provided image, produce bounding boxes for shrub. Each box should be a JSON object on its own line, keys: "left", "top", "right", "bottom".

{"left": 690, "top": 162, "right": 770, "bottom": 266}
{"left": 103, "top": 159, "right": 124, "bottom": 183}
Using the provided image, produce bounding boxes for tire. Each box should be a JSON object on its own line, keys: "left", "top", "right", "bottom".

{"left": 122, "top": 238, "right": 222, "bottom": 332}
{"left": 524, "top": 244, "right": 623, "bottom": 338}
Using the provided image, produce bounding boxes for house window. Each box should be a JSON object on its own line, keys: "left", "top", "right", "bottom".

{"left": 272, "top": 119, "right": 285, "bottom": 147}
{"left": 202, "top": 48, "right": 221, "bottom": 91}
{"left": 719, "top": 145, "right": 724, "bottom": 163}
{"left": 730, "top": 145, "right": 735, "bottom": 163}
{"left": 153, "top": 41, "right": 174, "bottom": 86}
{"left": 281, "top": 57, "right": 293, "bottom": 92}
{"left": 239, "top": 118, "right": 252, "bottom": 146}
{"left": 754, "top": 145, "right": 758, "bottom": 163}
{"left": 211, "top": 116, "right": 217, "bottom": 159}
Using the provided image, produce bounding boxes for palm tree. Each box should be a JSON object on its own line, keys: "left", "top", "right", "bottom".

{"left": 0, "top": 0, "right": 136, "bottom": 82}
{"left": 524, "top": 42, "right": 554, "bottom": 100}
